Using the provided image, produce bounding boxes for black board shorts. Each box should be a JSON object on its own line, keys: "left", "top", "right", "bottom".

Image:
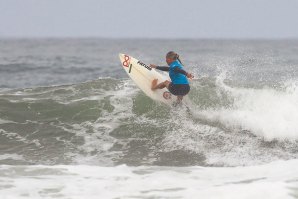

{"left": 168, "top": 83, "right": 190, "bottom": 96}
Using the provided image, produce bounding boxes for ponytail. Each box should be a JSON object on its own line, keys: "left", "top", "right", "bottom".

{"left": 176, "top": 55, "right": 183, "bottom": 65}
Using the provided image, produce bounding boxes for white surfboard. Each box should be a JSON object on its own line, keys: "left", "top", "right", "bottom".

{"left": 119, "top": 53, "right": 180, "bottom": 105}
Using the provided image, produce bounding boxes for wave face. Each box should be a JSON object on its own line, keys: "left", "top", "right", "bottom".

{"left": 1, "top": 77, "right": 298, "bottom": 167}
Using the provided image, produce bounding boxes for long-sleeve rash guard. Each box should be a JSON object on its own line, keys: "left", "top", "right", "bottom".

{"left": 155, "top": 60, "right": 189, "bottom": 84}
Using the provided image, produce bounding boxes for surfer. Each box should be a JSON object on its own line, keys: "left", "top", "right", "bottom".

{"left": 150, "top": 51, "right": 194, "bottom": 104}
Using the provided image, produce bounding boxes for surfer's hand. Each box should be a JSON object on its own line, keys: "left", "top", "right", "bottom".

{"left": 187, "top": 73, "right": 194, "bottom": 79}
{"left": 150, "top": 64, "right": 157, "bottom": 68}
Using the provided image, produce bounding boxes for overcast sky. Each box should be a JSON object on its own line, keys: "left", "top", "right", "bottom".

{"left": 0, "top": 0, "right": 298, "bottom": 39}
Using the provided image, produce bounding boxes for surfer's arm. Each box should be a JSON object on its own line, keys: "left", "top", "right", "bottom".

{"left": 150, "top": 64, "right": 169, "bottom": 71}
{"left": 173, "top": 67, "right": 187, "bottom": 75}
{"left": 155, "top": 66, "right": 170, "bottom": 71}
{"left": 174, "top": 67, "right": 194, "bottom": 79}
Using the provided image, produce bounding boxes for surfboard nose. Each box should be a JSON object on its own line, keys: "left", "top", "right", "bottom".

{"left": 119, "top": 53, "right": 125, "bottom": 60}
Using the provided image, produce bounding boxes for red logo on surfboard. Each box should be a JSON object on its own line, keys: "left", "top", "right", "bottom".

{"left": 163, "top": 91, "right": 172, "bottom": 100}
{"left": 122, "top": 55, "right": 130, "bottom": 67}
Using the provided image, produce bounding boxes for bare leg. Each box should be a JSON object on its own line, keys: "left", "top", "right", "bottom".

{"left": 151, "top": 79, "right": 171, "bottom": 90}
{"left": 171, "top": 96, "right": 184, "bottom": 107}
{"left": 177, "top": 95, "right": 183, "bottom": 104}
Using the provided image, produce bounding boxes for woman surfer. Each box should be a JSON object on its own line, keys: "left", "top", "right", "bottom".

{"left": 150, "top": 51, "right": 194, "bottom": 104}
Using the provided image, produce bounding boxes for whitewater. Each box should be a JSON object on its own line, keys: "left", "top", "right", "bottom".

{"left": 0, "top": 38, "right": 298, "bottom": 198}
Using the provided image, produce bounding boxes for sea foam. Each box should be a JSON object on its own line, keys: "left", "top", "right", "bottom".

{"left": 195, "top": 77, "right": 298, "bottom": 141}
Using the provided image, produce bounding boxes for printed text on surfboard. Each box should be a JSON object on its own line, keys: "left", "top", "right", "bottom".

{"left": 137, "top": 61, "right": 152, "bottom": 71}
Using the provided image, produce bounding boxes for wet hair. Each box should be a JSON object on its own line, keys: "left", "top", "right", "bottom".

{"left": 166, "top": 51, "right": 183, "bottom": 65}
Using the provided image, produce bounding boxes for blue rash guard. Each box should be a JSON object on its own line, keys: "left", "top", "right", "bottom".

{"left": 169, "top": 60, "right": 189, "bottom": 85}
{"left": 155, "top": 60, "right": 190, "bottom": 96}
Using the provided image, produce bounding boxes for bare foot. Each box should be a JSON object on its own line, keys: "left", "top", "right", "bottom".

{"left": 151, "top": 79, "right": 158, "bottom": 90}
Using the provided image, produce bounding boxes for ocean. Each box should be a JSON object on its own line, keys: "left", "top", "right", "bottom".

{"left": 0, "top": 38, "right": 298, "bottom": 198}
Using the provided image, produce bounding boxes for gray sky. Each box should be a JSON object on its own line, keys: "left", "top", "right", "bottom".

{"left": 0, "top": 0, "right": 298, "bottom": 39}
